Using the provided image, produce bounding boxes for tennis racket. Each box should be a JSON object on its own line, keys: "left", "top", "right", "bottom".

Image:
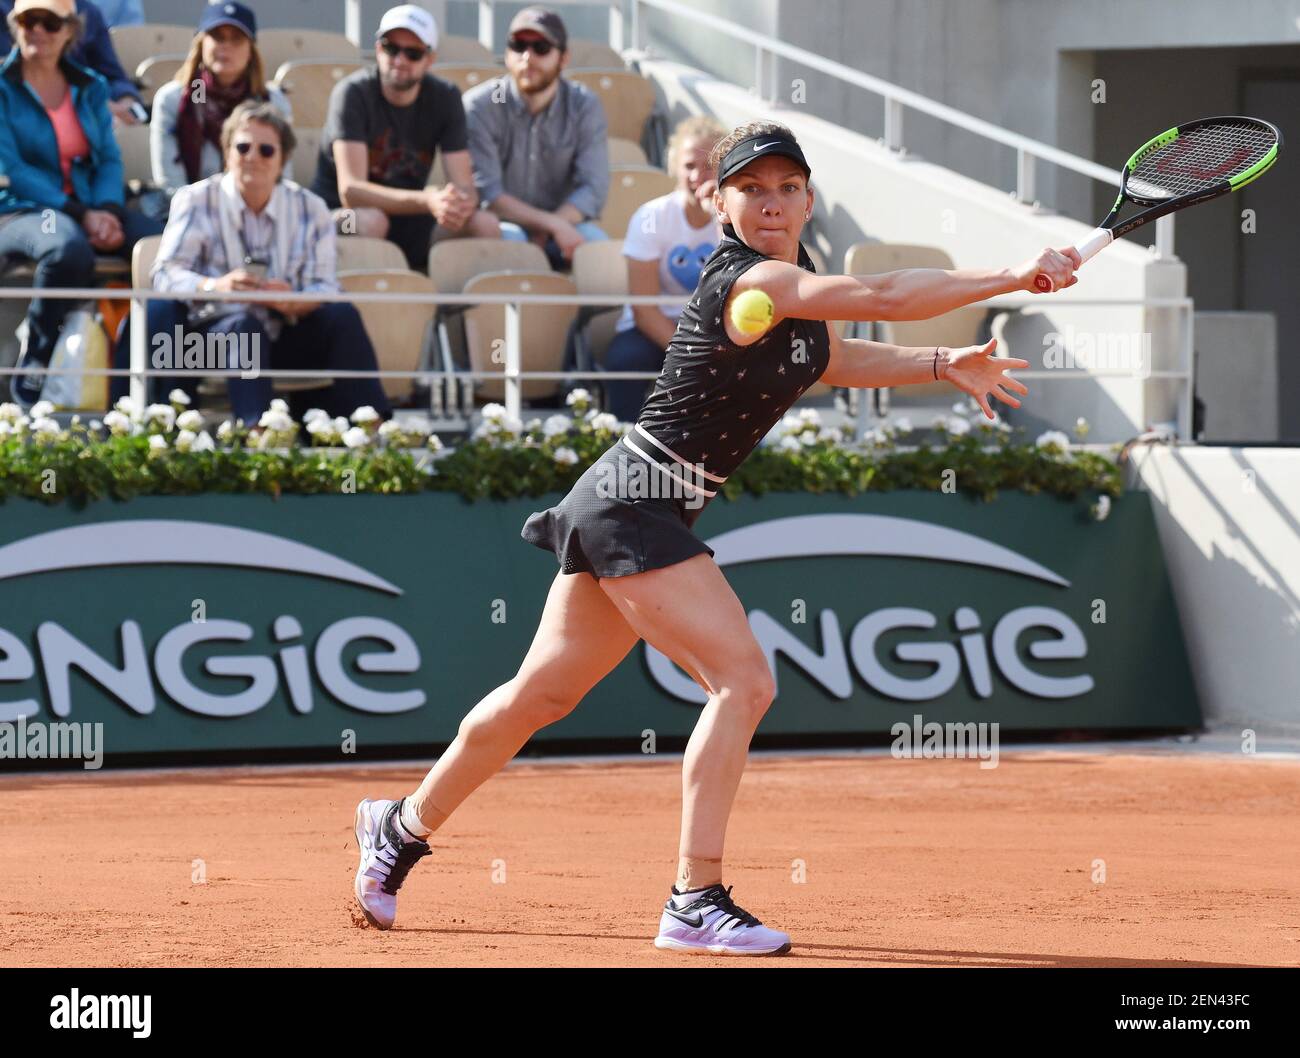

{"left": 1036, "top": 115, "right": 1282, "bottom": 292}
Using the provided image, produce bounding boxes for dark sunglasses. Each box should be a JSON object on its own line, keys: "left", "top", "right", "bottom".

{"left": 16, "top": 11, "right": 70, "bottom": 33}
{"left": 234, "top": 141, "right": 277, "bottom": 158}
{"left": 380, "top": 39, "right": 429, "bottom": 62}
{"left": 507, "top": 36, "right": 554, "bottom": 56}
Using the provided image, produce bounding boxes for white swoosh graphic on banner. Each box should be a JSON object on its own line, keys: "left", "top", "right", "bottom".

{"left": 704, "top": 514, "right": 1069, "bottom": 586}
{"left": 0, "top": 520, "right": 402, "bottom": 594}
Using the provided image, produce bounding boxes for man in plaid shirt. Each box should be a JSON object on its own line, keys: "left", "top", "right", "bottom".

{"left": 113, "top": 101, "right": 391, "bottom": 424}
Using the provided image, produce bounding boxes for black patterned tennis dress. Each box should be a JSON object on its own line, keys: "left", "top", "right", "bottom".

{"left": 521, "top": 222, "right": 831, "bottom": 577}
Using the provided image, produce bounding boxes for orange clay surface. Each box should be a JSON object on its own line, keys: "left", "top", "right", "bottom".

{"left": 1, "top": 750, "right": 1297, "bottom": 967}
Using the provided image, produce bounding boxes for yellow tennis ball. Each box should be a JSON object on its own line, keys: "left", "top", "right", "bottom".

{"left": 730, "top": 289, "right": 774, "bottom": 335}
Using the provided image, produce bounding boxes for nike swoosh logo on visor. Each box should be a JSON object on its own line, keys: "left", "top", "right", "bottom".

{"left": 664, "top": 906, "right": 705, "bottom": 928}
{"left": 753, "top": 141, "right": 780, "bottom": 151}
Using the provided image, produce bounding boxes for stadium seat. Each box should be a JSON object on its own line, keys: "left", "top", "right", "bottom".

{"left": 273, "top": 60, "right": 366, "bottom": 128}
{"left": 110, "top": 23, "right": 193, "bottom": 78}
{"left": 290, "top": 127, "right": 323, "bottom": 190}
{"left": 462, "top": 271, "right": 577, "bottom": 402}
{"left": 598, "top": 165, "right": 676, "bottom": 238}
{"left": 338, "top": 270, "right": 437, "bottom": 403}
{"left": 565, "top": 41, "right": 626, "bottom": 70}
{"left": 134, "top": 54, "right": 185, "bottom": 106}
{"left": 257, "top": 29, "right": 360, "bottom": 72}
{"left": 430, "top": 63, "right": 501, "bottom": 93}
{"left": 337, "top": 237, "right": 409, "bottom": 273}
{"left": 436, "top": 35, "right": 496, "bottom": 64}
{"left": 607, "top": 136, "right": 649, "bottom": 166}
{"left": 843, "top": 242, "right": 993, "bottom": 402}
{"left": 564, "top": 70, "right": 655, "bottom": 143}
{"left": 115, "top": 123, "right": 152, "bottom": 189}
{"left": 569, "top": 239, "right": 626, "bottom": 370}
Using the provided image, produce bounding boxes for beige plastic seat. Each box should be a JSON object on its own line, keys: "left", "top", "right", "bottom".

{"left": 290, "top": 126, "right": 322, "bottom": 190}
{"left": 565, "top": 70, "right": 655, "bottom": 142}
{"left": 462, "top": 271, "right": 576, "bottom": 402}
{"left": 427, "top": 238, "right": 550, "bottom": 295}
{"left": 566, "top": 41, "right": 625, "bottom": 70}
{"left": 337, "top": 237, "right": 409, "bottom": 273}
{"left": 608, "top": 136, "right": 649, "bottom": 167}
{"left": 273, "top": 60, "right": 365, "bottom": 127}
{"left": 430, "top": 63, "right": 501, "bottom": 93}
{"left": 110, "top": 23, "right": 193, "bottom": 77}
{"left": 436, "top": 35, "right": 496, "bottom": 64}
{"left": 598, "top": 165, "right": 676, "bottom": 238}
{"left": 569, "top": 239, "right": 627, "bottom": 370}
{"left": 258, "top": 29, "right": 359, "bottom": 72}
{"left": 842, "top": 242, "right": 990, "bottom": 402}
{"left": 338, "top": 270, "right": 436, "bottom": 403}
{"left": 116, "top": 123, "right": 151, "bottom": 187}
{"left": 134, "top": 54, "right": 185, "bottom": 106}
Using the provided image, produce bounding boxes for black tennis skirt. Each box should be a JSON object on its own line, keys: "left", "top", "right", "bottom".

{"left": 520, "top": 435, "right": 717, "bottom": 578}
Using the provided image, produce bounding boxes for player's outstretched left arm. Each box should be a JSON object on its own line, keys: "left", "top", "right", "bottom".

{"left": 820, "top": 334, "right": 1027, "bottom": 420}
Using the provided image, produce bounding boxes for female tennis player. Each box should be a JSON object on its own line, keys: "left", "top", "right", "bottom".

{"left": 352, "top": 120, "right": 1080, "bottom": 955}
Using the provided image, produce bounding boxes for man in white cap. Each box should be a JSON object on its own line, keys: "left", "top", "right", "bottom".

{"left": 310, "top": 3, "right": 495, "bottom": 271}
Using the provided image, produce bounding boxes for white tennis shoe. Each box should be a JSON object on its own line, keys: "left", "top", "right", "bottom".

{"left": 654, "top": 883, "right": 792, "bottom": 955}
{"left": 353, "top": 798, "right": 431, "bottom": 930}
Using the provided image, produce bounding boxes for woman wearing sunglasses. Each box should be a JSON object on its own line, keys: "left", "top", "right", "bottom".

{"left": 0, "top": 0, "right": 163, "bottom": 409}
{"left": 151, "top": 1, "right": 293, "bottom": 205}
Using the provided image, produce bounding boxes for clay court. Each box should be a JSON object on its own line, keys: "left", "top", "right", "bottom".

{"left": 2, "top": 745, "right": 1297, "bottom": 967}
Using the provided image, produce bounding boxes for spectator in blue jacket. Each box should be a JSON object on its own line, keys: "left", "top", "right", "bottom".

{"left": 0, "top": 0, "right": 143, "bottom": 124}
{"left": 82, "top": 0, "right": 142, "bottom": 29}
{"left": 0, "top": 0, "right": 162, "bottom": 408}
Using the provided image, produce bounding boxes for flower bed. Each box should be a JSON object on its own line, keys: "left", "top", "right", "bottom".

{"left": 0, "top": 389, "right": 1121, "bottom": 511}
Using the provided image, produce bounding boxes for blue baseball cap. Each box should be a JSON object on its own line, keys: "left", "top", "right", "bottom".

{"left": 198, "top": 1, "right": 257, "bottom": 40}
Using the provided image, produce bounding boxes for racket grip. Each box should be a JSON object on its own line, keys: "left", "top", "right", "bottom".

{"left": 1034, "top": 227, "right": 1115, "bottom": 293}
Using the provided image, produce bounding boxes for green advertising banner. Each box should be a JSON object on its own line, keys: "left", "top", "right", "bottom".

{"left": 0, "top": 490, "right": 1200, "bottom": 766}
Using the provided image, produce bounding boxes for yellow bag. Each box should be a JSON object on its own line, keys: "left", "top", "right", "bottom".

{"left": 43, "top": 308, "right": 109, "bottom": 411}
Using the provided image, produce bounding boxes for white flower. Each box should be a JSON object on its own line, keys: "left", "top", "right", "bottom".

{"left": 816, "top": 427, "right": 841, "bottom": 444}
{"left": 350, "top": 405, "right": 379, "bottom": 425}
{"left": 1092, "top": 494, "right": 1112, "bottom": 521}
{"left": 542, "top": 414, "right": 570, "bottom": 438}
{"left": 403, "top": 415, "right": 433, "bottom": 436}
{"left": 889, "top": 416, "right": 912, "bottom": 435}
{"left": 192, "top": 430, "right": 215, "bottom": 452}
{"left": 589, "top": 412, "right": 619, "bottom": 433}
{"left": 258, "top": 409, "right": 295, "bottom": 433}
{"left": 1074, "top": 416, "right": 1091, "bottom": 440}
{"left": 103, "top": 410, "right": 132, "bottom": 436}
{"left": 947, "top": 416, "right": 971, "bottom": 436}
{"left": 332, "top": 416, "right": 349, "bottom": 436}
{"left": 799, "top": 431, "right": 817, "bottom": 447}
{"left": 29, "top": 400, "right": 54, "bottom": 419}
{"left": 305, "top": 416, "right": 336, "bottom": 439}
{"left": 0, "top": 402, "right": 24, "bottom": 423}
{"left": 564, "top": 388, "right": 592, "bottom": 408}
{"left": 1035, "top": 429, "right": 1071, "bottom": 453}
{"left": 113, "top": 395, "right": 140, "bottom": 419}
{"left": 378, "top": 420, "right": 401, "bottom": 439}
{"left": 217, "top": 420, "right": 236, "bottom": 442}
{"left": 553, "top": 446, "right": 579, "bottom": 465}
{"left": 0, "top": 421, "right": 11, "bottom": 437}
{"left": 426, "top": 433, "right": 444, "bottom": 452}
{"left": 863, "top": 428, "right": 888, "bottom": 446}
{"left": 269, "top": 398, "right": 290, "bottom": 415}
{"left": 168, "top": 388, "right": 192, "bottom": 407}
{"left": 148, "top": 434, "right": 168, "bottom": 451}
{"left": 480, "top": 402, "right": 508, "bottom": 421}
{"left": 176, "top": 409, "right": 204, "bottom": 432}
{"left": 797, "top": 408, "right": 821, "bottom": 425}
{"left": 303, "top": 407, "right": 329, "bottom": 423}
{"left": 342, "top": 426, "right": 369, "bottom": 448}
{"left": 145, "top": 403, "right": 176, "bottom": 430}
{"left": 31, "top": 416, "right": 60, "bottom": 436}
{"left": 778, "top": 434, "right": 803, "bottom": 452}
{"left": 174, "top": 429, "right": 198, "bottom": 452}
{"left": 89, "top": 419, "right": 102, "bottom": 431}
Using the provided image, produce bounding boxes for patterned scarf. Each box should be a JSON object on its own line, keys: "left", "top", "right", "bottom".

{"left": 175, "top": 67, "right": 253, "bottom": 185}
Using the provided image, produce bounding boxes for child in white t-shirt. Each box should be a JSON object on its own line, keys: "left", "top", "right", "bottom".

{"left": 604, "top": 116, "right": 726, "bottom": 421}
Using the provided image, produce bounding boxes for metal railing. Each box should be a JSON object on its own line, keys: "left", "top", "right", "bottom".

{"left": 0, "top": 285, "right": 1195, "bottom": 441}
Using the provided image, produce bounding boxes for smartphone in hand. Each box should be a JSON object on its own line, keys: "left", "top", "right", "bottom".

{"left": 242, "top": 255, "right": 269, "bottom": 283}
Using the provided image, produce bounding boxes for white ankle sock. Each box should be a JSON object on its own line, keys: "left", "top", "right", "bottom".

{"left": 670, "top": 884, "right": 715, "bottom": 909}
{"left": 396, "top": 799, "right": 431, "bottom": 841}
